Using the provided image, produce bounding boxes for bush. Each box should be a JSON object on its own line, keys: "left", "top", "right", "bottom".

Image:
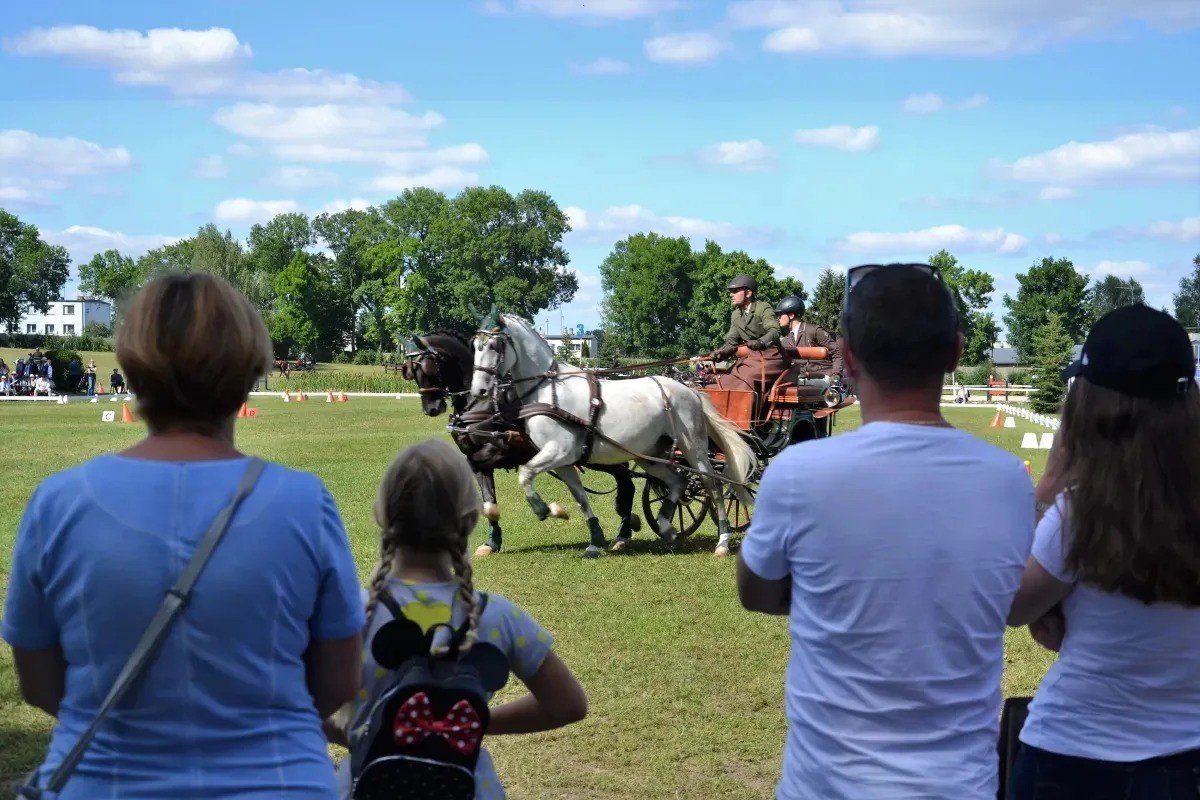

{"left": 352, "top": 350, "right": 383, "bottom": 365}
{"left": 84, "top": 321, "right": 112, "bottom": 337}
{"left": 955, "top": 362, "right": 995, "bottom": 386}
{"left": 1007, "top": 369, "right": 1031, "bottom": 385}
{"left": 267, "top": 372, "right": 417, "bottom": 393}
{"left": 332, "top": 352, "right": 351, "bottom": 364}
{"left": 42, "top": 347, "right": 83, "bottom": 393}
{"left": 0, "top": 332, "right": 113, "bottom": 352}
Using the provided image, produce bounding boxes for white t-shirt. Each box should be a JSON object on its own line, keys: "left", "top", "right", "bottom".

{"left": 741, "top": 421, "right": 1034, "bottom": 800}
{"left": 1020, "top": 498, "right": 1200, "bottom": 761}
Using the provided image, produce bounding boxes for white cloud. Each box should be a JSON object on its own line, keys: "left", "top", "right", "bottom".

{"left": 901, "top": 92, "right": 989, "bottom": 113}
{"left": 793, "top": 124, "right": 879, "bottom": 152}
{"left": 565, "top": 204, "right": 781, "bottom": 247}
{"left": 6, "top": 25, "right": 406, "bottom": 103}
{"left": 1038, "top": 186, "right": 1076, "bottom": 201}
{"left": 44, "top": 225, "right": 179, "bottom": 265}
{"left": 570, "top": 57, "right": 630, "bottom": 76}
{"left": 315, "top": 197, "right": 373, "bottom": 215}
{"left": 697, "top": 139, "right": 775, "bottom": 172}
{"left": 1105, "top": 216, "right": 1200, "bottom": 243}
{"left": 0, "top": 129, "right": 132, "bottom": 175}
{"left": 1042, "top": 232, "right": 1063, "bottom": 245}
{"left": 213, "top": 103, "right": 443, "bottom": 148}
{"left": 369, "top": 166, "right": 480, "bottom": 193}
{"left": 1001, "top": 128, "right": 1200, "bottom": 186}
{"left": 835, "top": 224, "right": 1028, "bottom": 255}
{"left": 1088, "top": 259, "right": 1155, "bottom": 278}
{"left": 265, "top": 165, "right": 339, "bottom": 191}
{"left": 213, "top": 198, "right": 300, "bottom": 225}
{"left": 195, "top": 154, "right": 228, "bottom": 179}
{"left": 509, "top": 0, "right": 678, "bottom": 21}
{"left": 644, "top": 32, "right": 725, "bottom": 64}
{"left": 730, "top": 0, "right": 1200, "bottom": 57}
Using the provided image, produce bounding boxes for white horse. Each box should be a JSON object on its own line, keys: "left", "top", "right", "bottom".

{"left": 469, "top": 314, "right": 756, "bottom": 557}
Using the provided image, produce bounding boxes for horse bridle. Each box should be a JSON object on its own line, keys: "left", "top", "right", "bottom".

{"left": 404, "top": 345, "right": 459, "bottom": 397}
{"left": 472, "top": 329, "right": 511, "bottom": 379}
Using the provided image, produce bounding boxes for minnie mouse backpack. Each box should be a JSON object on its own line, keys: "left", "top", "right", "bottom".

{"left": 350, "top": 589, "right": 511, "bottom": 800}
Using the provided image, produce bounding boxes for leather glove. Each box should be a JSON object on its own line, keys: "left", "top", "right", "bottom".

{"left": 746, "top": 340, "right": 765, "bottom": 351}
{"left": 710, "top": 346, "right": 735, "bottom": 361}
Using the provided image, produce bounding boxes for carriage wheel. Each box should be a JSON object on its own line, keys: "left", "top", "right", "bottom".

{"left": 723, "top": 483, "right": 757, "bottom": 533}
{"left": 641, "top": 475, "right": 711, "bottom": 539}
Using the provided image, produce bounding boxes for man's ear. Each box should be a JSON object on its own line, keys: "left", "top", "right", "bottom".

{"left": 946, "top": 332, "right": 966, "bottom": 374}
{"left": 840, "top": 337, "right": 859, "bottom": 380}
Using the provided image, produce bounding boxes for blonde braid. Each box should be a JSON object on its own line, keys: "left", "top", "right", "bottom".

{"left": 448, "top": 544, "right": 480, "bottom": 653}
{"left": 363, "top": 535, "right": 399, "bottom": 631}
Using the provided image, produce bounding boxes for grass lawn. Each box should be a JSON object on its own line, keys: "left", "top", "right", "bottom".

{"left": 0, "top": 399, "right": 1056, "bottom": 798}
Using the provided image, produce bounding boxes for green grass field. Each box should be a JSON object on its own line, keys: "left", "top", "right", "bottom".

{"left": 0, "top": 399, "right": 1057, "bottom": 798}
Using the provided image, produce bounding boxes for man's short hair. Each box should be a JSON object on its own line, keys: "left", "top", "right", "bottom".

{"left": 841, "top": 267, "right": 958, "bottom": 390}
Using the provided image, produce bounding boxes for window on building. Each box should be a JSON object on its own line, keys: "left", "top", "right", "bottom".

{"left": 26, "top": 324, "right": 36, "bottom": 333}
{"left": 64, "top": 324, "right": 76, "bottom": 335}
{"left": 45, "top": 324, "right": 55, "bottom": 335}
{"left": 63, "top": 304, "right": 75, "bottom": 315}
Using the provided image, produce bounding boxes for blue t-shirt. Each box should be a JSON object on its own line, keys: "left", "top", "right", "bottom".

{"left": 336, "top": 577, "right": 553, "bottom": 800}
{"left": 1020, "top": 498, "right": 1200, "bottom": 761}
{"left": 741, "top": 422, "right": 1034, "bottom": 800}
{"left": 3, "top": 454, "right": 366, "bottom": 799}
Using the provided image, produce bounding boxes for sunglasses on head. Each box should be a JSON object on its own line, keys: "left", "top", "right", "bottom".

{"left": 842, "top": 263, "right": 946, "bottom": 313}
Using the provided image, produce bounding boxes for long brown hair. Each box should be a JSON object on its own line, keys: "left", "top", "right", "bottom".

{"left": 1060, "top": 377, "right": 1200, "bottom": 606}
{"left": 366, "top": 439, "right": 483, "bottom": 652}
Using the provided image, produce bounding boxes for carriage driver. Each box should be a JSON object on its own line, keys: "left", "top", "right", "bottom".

{"left": 774, "top": 295, "right": 843, "bottom": 384}
{"left": 701, "top": 274, "right": 787, "bottom": 392}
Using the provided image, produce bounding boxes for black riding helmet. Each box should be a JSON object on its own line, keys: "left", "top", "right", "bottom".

{"left": 727, "top": 274, "right": 757, "bottom": 292}
{"left": 774, "top": 295, "right": 805, "bottom": 316}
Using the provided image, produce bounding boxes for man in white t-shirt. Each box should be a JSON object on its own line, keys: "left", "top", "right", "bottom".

{"left": 737, "top": 264, "right": 1035, "bottom": 800}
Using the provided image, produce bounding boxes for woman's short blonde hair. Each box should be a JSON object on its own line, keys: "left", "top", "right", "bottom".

{"left": 116, "top": 273, "right": 272, "bottom": 431}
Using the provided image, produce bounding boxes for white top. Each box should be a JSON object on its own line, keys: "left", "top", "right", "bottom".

{"left": 741, "top": 422, "right": 1034, "bottom": 800}
{"left": 1020, "top": 499, "right": 1200, "bottom": 761}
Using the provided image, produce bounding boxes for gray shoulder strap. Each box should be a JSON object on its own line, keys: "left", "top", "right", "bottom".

{"left": 22, "top": 457, "right": 267, "bottom": 798}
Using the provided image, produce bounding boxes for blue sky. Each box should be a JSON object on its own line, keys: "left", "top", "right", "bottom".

{"left": 2, "top": 0, "right": 1198, "bottom": 337}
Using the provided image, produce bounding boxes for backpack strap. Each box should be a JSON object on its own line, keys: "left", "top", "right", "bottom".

{"left": 374, "top": 586, "right": 404, "bottom": 623}
{"left": 447, "top": 592, "right": 488, "bottom": 658}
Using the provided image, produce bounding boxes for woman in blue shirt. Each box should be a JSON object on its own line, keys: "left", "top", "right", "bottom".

{"left": 3, "top": 273, "right": 365, "bottom": 799}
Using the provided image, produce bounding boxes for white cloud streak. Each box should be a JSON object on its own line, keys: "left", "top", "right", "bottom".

{"left": 264, "top": 165, "right": 339, "bottom": 191}
{"left": 793, "top": 124, "right": 879, "bottom": 152}
{"left": 565, "top": 204, "right": 781, "bottom": 247}
{"left": 644, "top": 32, "right": 725, "bottom": 63}
{"left": 195, "top": 154, "right": 228, "bottom": 179}
{"left": 570, "top": 57, "right": 630, "bottom": 76}
{"left": 44, "top": 225, "right": 180, "bottom": 265}
{"left": 901, "top": 91, "right": 989, "bottom": 113}
{"left": 1001, "top": 128, "right": 1200, "bottom": 186}
{"left": 369, "top": 166, "right": 481, "bottom": 193}
{"left": 509, "top": 0, "right": 679, "bottom": 21}
{"left": 213, "top": 198, "right": 301, "bottom": 225}
{"left": 1104, "top": 216, "right": 1200, "bottom": 243}
{"left": 835, "top": 224, "right": 1028, "bottom": 255}
{"left": 696, "top": 139, "right": 775, "bottom": 172}
{"left": 0, "top": 129, "right": 132, "bottom": 176}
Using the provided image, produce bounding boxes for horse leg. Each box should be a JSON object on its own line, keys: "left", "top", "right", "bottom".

{"left": 474, "top": 469, "right": 503, "bottom": 557}
{"left": 516, "top": 440, "right": 581, "bottom": 524}
{"left": 550, "top": 467, "right": 608, "bottom": 558}
{"left": 639, "top": 461, "right": 686, "bottom": 543}
{"left": 676, "top": 436, "right": 733, "bottom": 556}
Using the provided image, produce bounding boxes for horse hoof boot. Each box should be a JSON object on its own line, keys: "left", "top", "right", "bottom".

{"left": 714, "top": 539, "right": 732, "bottom": 557}
{"left": 583, "top": 545, "right": 603, "bottom": 559}
{"left": 475, "top": 543, "right": 498, "bottom": 557}
{"left": 548, "top": 502, "right": 570, "bottom": 520}
{"left": 629, "top": 515, "right": 642, "bottom": 533}
{"left": 482, "top": 503, "right": 501, "bottom": 522}
{"left": 610, "top": 537, "right": 630, "bottom": 552}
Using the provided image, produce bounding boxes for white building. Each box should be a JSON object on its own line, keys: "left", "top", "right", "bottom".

{"left": 543, "top": 330, "right": 603, "bottom": 361}
{"left": 15, "top": 299, "right": 112, "bottom": 336}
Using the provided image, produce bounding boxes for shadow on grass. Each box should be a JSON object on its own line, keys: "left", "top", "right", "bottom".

{"left": 0, "top": 717, "right": 46, "bottom": 800}
{"left": 501, "top": 532, "right": 728, "bottom": 557}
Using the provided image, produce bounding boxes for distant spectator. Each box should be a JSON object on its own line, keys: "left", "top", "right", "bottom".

{"left": 44, "top": 358, "right": 53, "bottom": 382}
{"left": 86, "top": 359, "right": 97, "bottom": 396}
{"left": 110, "top": 368, "right": 125, "bottom": 394}
{"left": 68, "top": 357, "right": 82, "bottom": 390}
{"left": 3, "top": 273, "right": 364, "bottom": 798}
{"left": 1006, "top": 305, "right": 1200, "bottom": 800}
{"left": 33, "top": 375, "right": 53, "bottom": 396}
{"left": 738, "top": 264, "right": 1035, "bottom": 799}
{"left": 0, "top": 358, "right": 8, "bottom": 379}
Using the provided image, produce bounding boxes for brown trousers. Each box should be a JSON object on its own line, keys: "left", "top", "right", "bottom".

{"left": 716, "top": 348, "right": 788, "bottom": 393}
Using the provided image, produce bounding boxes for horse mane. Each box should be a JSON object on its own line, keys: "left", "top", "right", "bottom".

{"left": 427, "top": 328, "right": 470, "bottom": 348}
{"left": 500, "top": 314, "right": 555, "bottom": 359}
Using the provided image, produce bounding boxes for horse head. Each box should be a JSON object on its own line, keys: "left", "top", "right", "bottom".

{"left": 405, "top": 333, "right": 472, "bottom": 416}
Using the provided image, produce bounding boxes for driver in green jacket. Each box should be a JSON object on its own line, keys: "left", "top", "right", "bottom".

{"left": 705, "top": 274, "right": 786, "bottom": 392}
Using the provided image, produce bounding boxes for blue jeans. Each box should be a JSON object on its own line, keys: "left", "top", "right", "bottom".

{"left": 86, "top": 373, "right": 96, "bottom": 396}
{"left": 1010, "top": 743, "right": 1200, "bottom": 800}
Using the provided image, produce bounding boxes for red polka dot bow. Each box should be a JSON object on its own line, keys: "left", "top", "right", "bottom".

{"left": 392, "top": 693, "right": 483, "bottom": 755}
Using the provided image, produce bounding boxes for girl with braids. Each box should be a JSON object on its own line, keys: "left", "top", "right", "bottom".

{"left": 330, "top": 439, "right": 588, "bottom": 799}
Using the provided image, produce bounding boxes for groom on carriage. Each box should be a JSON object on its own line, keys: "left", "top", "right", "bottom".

{"left": 703, "top": 274, "right": 788, "bottom": 393}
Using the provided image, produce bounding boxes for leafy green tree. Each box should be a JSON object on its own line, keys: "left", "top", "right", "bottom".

{"left": 1002, "top": 257, "right": 1092, "bottom": 361}
{"left": 1088, "top": 274, "right": 1145, "bottom": 319}
{"left": 0, "top": 209, "right": 70, "bottom": 331}
{"left": 807, "top": 267, "right": 844, "bottom": 334}
{"left": 189, "top": 224, "right": 271, "bottom": 309}
{"left": 267, "top": 251, "right": 346, "bottom": 355}
{"left": 246, "top": 213, "right": 314, "bottom": 279}
{"left": 1173, "top": 255, "right": 1199, "bottom": 329}
{"left": 314, "top": 208, "right": 379, "bottom": 350}
{"left": 600, "top": 233, "right": 696, "bottom": 358}
{"left": 136, "top": 239, "right": 194, "bottom": 277}
{"left": 1028, "top": 312, "right": 1075, "bottom": 414}
{"left": 769, "top": 276, "right": 807, "bottom": 304}
{"left": 680, "top": 242, "right": 777, "bottom": 354}
{"left": 78, "top": 249, "right": 142, "bottom": 304}
{"left": 929, "top": 249, "right": 998, "bottom": 364}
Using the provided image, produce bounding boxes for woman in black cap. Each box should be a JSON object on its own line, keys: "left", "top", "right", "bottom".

{"left": 1006, "top": 305, "right": 1200, "bottom": 800}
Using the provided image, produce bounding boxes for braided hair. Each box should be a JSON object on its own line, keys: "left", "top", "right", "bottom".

{"left": 367, "top": 439, "right": 483, "bottom": 653}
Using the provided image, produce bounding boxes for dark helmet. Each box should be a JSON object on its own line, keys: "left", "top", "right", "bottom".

{"left": 727, "top": 274, "right": 757, "bottom": 292}
{"left": 774, "top": 295, "right": 805, "bottom": 316}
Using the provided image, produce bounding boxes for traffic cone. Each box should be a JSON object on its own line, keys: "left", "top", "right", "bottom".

{"left": 238, "top": 403, "right": 248, "bottom": 418}
{"left": 989, "top": 411, "right": 1003, "bottom": 428}
{"left": 121, "top": 402, "right": 135, "bottom": 423}
{"left": 97, "top": 383, "right": 105, "bottom": 395}
{"left": 282, "top": 390, "right": 291, "bottom": 402}
{"left": 297, "top": 391, "right": 308, "bottom": 402}
{"left": 1024, "top": 460, "right": 1033, "bottom": 475}
{"left": 338, "top": 391, "right": 348, "bottom": 403}
{"left": 326, "top": 391, "right": 335, "bottom": 403}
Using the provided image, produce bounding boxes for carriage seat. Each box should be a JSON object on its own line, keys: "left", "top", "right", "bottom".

{"left": 765, "top": 381, "right": 826, "bottom": 405}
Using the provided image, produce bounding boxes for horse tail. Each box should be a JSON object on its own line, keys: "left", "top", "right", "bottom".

{"left": 693, "top": 390, "right": 758, "bottom": 507}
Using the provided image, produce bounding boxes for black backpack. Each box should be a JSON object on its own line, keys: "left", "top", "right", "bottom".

{"left": 350, "top": 589, "right": 511, "bottom": 800}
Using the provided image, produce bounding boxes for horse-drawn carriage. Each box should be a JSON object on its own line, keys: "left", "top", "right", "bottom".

{"left": 403, "top": 318, "right": 853, "bottom": 557}
{"left": 273, "top": 355, "right": 315, "bottom": 378}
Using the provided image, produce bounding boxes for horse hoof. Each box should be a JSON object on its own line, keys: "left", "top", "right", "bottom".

{"left": 475, "top": 544, "right": 497, "bottom": 557}
{"left": 629, "top": 515, "right": 642, "bottom": 533}
{"left": 714, "top": 543, "right": 732, "bottom": 557}
{"left": 548, "top": 502, "right": 570, "bottom": 520}
{"left": 482, "top": 503, "right": 500, "bottom": 522}
{"left": 610, "top": 537, "right": 629, "bottom": 552}
{"left": 583, "top": 545, "right": 603, "bottom": 559}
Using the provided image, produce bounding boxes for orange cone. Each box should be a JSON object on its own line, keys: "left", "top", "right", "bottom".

{"left": 1024, "top": 459, "right": 1033, "bottom": 475}
{"left": 238, "top": 403, "right": 248, "bottom": 418}
{"left": 121, "top": 402, "right": 135, "bottom": 424}
{"left": 326, "top": 390, "right": 335, "bottom": 403}
{"left": 282, "top": 390, "right": 291, "bottom": 402}
{"left": 297, "top": 391, "right": 308, "bottom": 402}
{"left": 989, "top": 411, "right": 1003, "bottom": 428}
{"left": 338, "top": 391, "right": 348, "bottom": 402}
{"left": 97, "top": 383, "right": 105, "bottom": 395}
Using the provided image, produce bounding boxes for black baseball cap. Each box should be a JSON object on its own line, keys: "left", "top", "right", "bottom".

{"left": 1062, "top": 304, "right": 1196, "bottom": 397}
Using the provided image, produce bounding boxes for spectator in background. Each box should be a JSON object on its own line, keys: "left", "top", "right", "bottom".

{"left": 737, "top": 264, "right": 1035, "bottom": 800}
{"left": 3, "top": 273, "right": 364, "bottom": 799}
{"left": 86, "top": 359, "right": 97, "bottom": 396}
{"left": 44, "top": 358, "right": 53, "bottom": 384}
{"left": 33, "top": 375, "right": 53, "bottom": 396}
{"left": 110, "top": 368, "right": 125, "bottom": 395}
{"left": 69, "top": 356, "right": 82, "bottom": 391}
{"left": 1006, "top": 305, "right": 1200, "bottom": 800}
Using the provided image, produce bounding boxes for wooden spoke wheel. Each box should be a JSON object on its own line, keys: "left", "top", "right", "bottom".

{"left": 641, "top": 474, "right": 711, "bottom": 539}
{"left": 722, "top": 484, "right": 757, "bottom": 533}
